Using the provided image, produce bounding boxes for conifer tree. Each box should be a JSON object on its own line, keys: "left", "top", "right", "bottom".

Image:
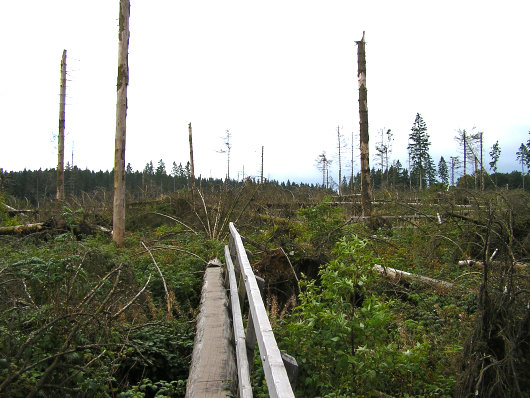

{"left": 426, "top": 154, "right": 437, "bottom": 186}
{"left": 407, "top": 113, "right": 431, "bottom": 189}
{"left": 516, "top": 143, "right": 529, "bottom": 189}
{"left": 438, "top": 156, "right": 449, "bottom": 185}
{"left": 489, "top": 141, "right": 501, "bottom": 185}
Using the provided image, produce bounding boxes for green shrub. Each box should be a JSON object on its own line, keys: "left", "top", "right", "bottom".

{"left": 279, "top": 235, "right": 451, "bottom": 396}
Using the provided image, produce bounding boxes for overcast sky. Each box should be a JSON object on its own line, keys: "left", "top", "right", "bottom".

{"left": 1, "top": 1, "right": 529, "bottom": 184}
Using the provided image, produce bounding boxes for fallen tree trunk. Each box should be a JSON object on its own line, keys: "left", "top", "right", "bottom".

{"left": 458, "top": 259, "right": 528, "bottom": 270}
{"left": 0, "top": 223, "right": 45, "bottom": 235}
{"left": 0, "top": 220, "right": 111, "bottom": 237}
{"left": 373, "top": 264, "right": 455, "bottom": 289}
{"left": 2, "top": 203, "right": 35, "bottom": 216}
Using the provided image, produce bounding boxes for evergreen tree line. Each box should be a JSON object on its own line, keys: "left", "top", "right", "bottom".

{"left": 0, "top": 160, "right": 322, "bottom": 205}
{"left": 362, "top": 114, "right": 530, "bottom": 192}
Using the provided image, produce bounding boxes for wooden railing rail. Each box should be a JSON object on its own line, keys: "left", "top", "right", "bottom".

{"left": 225, "top": 222, "right": 296, "bottom": 398}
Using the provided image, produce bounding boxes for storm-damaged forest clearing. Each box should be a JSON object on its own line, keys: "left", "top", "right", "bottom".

{"left": 2, "top": 0, "right": 530, "bottom": 395}
{"left": 1, "top": 181, "right": 529, "bottom": 397}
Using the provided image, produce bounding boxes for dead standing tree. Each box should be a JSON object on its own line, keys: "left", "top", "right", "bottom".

{"left": 188, "top": 122, "right": 195, "bottom": 193}
{"left": 56, "top": 49, "right": 67, "bottom": 201}
{"left": 112, "top": 0, "right": 130, "bottom": 247}
{"left": 261, "top": 145, "right": 264, "bottom": 184}
{"left": 356, "top": 32, "right": 373, "bottom": 216}
{"left": 336, "top": 126, "right": 344, "bottom": 196}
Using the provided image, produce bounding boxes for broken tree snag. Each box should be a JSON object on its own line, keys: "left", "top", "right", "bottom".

{"left": 373, "top": 264, "right": 455, "bottom": 289}
{"left": 57, "top": 49, "right": 67, "bottom": 201}
{"left": 188, "top": 122, "right": 195, "bottom": 193}
{"left": 261, "top": 145, "right": 264, "bottom": 184}
{"left": 112, "top": 0, "right": 130, "bottom": 247}
{"left": 356, "top": 32, "right": 372, "bottom": 217}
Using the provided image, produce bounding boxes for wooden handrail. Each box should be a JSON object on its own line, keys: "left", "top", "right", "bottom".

{"left": 226, "top": 222, "right": 295, "bottom": 398}
{"left": 224, "top": 245, "right": 252, "bottom": 397}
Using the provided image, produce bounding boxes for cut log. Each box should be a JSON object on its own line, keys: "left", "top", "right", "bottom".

{"left": 373, "top": 264, "right": 454, "bottom": 289}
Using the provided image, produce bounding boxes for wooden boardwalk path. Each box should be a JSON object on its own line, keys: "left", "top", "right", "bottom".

{"left": 185, "top": 261, "right": 236, "bottom": 397}
{"left": 185, "top": 223, "right": 296, "bottom": 398}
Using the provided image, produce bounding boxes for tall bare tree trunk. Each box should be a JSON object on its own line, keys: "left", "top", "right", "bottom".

{"left": 480, "top": 132, "right": 484, "bottom": 191}
{"left": 112, "top": 0, "right": 130, "bottom": 247}
{"left": 188, "top": 122, "right": 195, "bottom": 192}
{"left": 474, "top": 156, "right": 478, "bottom": 190}
{"left": 356, "top": 32, "right": 372, "bottom": 216}
{"left": 56, "top": 49, "right": 67, "bottom": 201}
{"left": 463, "top": 132, "right": 467, "bottom": 188}
{"left": 351, "top": 130, "right": 354, "bottom": 193}
{"left": 337, "top": 125, "right": 342, "bottom": 196}
{"left": 260, "top": 146, "right": 264, "bottom": 184}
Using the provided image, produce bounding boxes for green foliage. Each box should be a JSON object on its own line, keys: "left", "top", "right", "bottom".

{"left": 408, "top": 113, "right": 432, "bottom": 189}
{"left": 438, "top": 156, "right": 449, "bottom": 185}
{"left": 279, "top": 235, "right": 453, "bottom": 396}
{"left": 295, "top": 198, "right": 344, "bottom": 255}
{"left": 0, "top": 220, "right": 211, "bottom": 397}
{"left": 120, "top": 379, "right": 187, "bottom": 398}
{"left": 0, "top": 194, "right": 20, "bottom": 226}
{"left": 61, "top": 205, "right": 85, "bottom": 228}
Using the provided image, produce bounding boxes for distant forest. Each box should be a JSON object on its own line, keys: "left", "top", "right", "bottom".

{"left": 1, "top": 159, "right": 528, "bottom": 206}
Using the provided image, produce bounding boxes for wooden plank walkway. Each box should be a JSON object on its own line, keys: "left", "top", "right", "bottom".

{"left": 185, "top": 260, "right": 236, "bottom": 398}
{"left": 186, "top": 224, "right": 296, "bottom": 397}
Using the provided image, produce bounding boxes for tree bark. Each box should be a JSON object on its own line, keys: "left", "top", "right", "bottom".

{"left": 112, "top": 0, "right": 130, "bottom": 247}
{"left": 261, "top": 146, "right": 264, "bottom": 184}
{"left": 374, "top": 264, "right": 454, "bottom": 289}
{"left": 356, "top": 32, "right": 372, "bottom": 216}
{"left": 480, "top": 132, "right": 484, "bottom": 191}
{"left": 56, "top": 50, "right": 67, "bottom": 201}
{"left": 337, "top": 126, "right": 342, "bottom": 196}
{"left": 351, "top": 130, "right": 354, "bottom": 193}
{"left": 188, "top": 122, "right": 195, "bottom": 192}
{"left": 0, "top": 223, "right": 45, "bottom": 235}
{"left": 463, "top": 132, "right": 467, "bottom": 187}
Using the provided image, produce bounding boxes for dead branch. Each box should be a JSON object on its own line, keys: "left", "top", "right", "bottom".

{"left": 280, "top": 247, "right": 300, "bottom": 292}
{"left": 142, "top": 242, "right": 171, "bottom": 316}
{"left": 195, "top": 189, "right": 212, "bottom": 237}
{"left": 113, "top": 274, "right": 151, "bottom": 318}
{"left": 240, "top": 234, "right": 271, "bottom": 254}
{"left": 151, "top": 244, "right": 208, "bottom": 264}
{"left": 151, "top": 212, "right": 198, "bottom": 235}
{"left": 76, "top": 265, "right": 123, "bottom": 311}
{"left": 2, "top": 203, "right": 35, "bottom": 216}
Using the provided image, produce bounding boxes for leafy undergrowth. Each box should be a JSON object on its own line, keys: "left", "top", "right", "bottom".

{"left": 0, "top": 206, "right": 222, "bottom": 398}
{"left": 244, "top": 192, "right": 529, "bottom": 397}
{"left": 1, "top": 188, "right": 529, "bottom": 397}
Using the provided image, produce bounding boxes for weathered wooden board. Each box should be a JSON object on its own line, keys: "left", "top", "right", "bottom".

{"left": 229, "top": 222, "right": 295, "bottom": 398}
{"left": 224, "top": 245, "right": 253, "bottom": 398}
{"left": 185, "top": 261, "right": 236, "bottom": 398}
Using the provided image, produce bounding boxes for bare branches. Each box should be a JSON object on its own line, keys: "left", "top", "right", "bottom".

{"left": 151, "top": 212, "right": 198, "bottom": 235}
{"left": 113, "top": 274, "right": 151, "bottom": 318}
{"left": 141, "top": 242, "right": 171, "bottom": 316}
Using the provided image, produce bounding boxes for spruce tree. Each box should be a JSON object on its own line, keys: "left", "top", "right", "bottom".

{"left": 438, "top": 156, "right": 449, "bottom": 185}
{"left": 407, "top": 113, "right": 431, "bottom": 189}
{"left": 426, "top": 154, "right": 437, "bottom": 186}
{"left": 516, "top": 143, "right": 529, "bottom": 189}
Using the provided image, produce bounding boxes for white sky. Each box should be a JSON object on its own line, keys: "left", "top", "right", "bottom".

{"left": 1, "top": 1, "right": 529, "bottom": 183}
